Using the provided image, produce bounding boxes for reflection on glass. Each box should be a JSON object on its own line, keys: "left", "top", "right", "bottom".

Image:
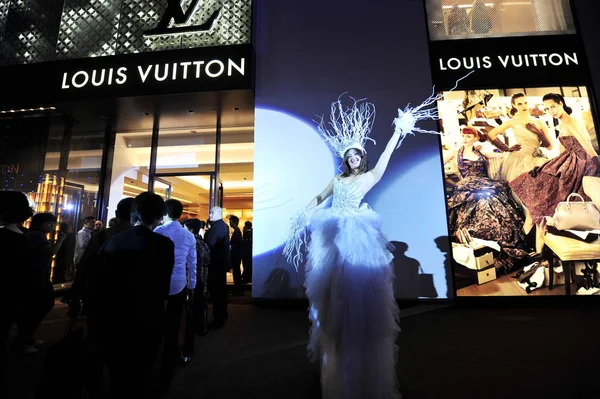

{"left": 426, "top": 0, "right": 575, "bottom": 41}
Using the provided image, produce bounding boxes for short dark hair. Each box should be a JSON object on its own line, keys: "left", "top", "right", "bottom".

{"left": 341, "top": 148, "right": 368, "bottom": 177}
{"left": 165, "top": 199, "right": 184, "bottom": 219}
{"left": 30, "top": 213, "right": 57, "bottom": 231}
{"left": 229, "top": 215, "right": 239, "bottom": 227}
{"left": 244, "top": 221, "right": 252, "bottom": 229}
{"left": 183, "top": 218, "right": 205, "bottom": 236}
{"left": 84, "top": 216, "right": 96, "bottom": 225}
{"left": 116, "top": 197, "right": 135, "bottom": 222}
{"left": 130, "top": 192, "right": 165, "bottom": 226}
{"left": 0, "top": 190, "right": 33, "bottom": 224}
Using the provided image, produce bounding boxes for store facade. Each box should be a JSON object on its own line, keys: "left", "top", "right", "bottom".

{"left": 1, "top": 0, "right": 598, "bottom": 299}
{"left": 0, "top": 0, "right": 255, "bottom": 285}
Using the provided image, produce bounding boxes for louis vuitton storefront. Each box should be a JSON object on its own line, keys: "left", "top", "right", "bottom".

{"left": 0, "top": 0, "right": 255, "bottom": 285}
{"left": 1, "top": 0, "right": 600, "bottom": 300}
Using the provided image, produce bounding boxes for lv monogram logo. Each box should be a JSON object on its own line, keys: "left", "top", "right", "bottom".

{"left": 144, "top": 0, "right": 222, "bottom": 36}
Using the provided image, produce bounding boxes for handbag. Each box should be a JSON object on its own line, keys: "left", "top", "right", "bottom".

{"left": 552, "top": 193, "right": 600, "bottom": 231}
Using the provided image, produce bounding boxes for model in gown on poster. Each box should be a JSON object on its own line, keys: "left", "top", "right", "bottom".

{"left": 486, "top": 93, "right": 554, "bottom": 183}
{"left": 282, "top": 91, "right": 447, "bottom": 399}
{"left": 509, "top": 93, "right": 600, "bottom": 222}
{"left": 444, "top": 127, "right": 530, "bottom": 273}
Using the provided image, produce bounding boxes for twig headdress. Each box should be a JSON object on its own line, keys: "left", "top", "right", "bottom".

{"left": 316, "top": 94, "right": 376, "bottom": 158}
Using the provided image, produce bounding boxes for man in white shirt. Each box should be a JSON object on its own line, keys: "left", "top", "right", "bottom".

{"left": 74, "top": 216, "right": 96, "bottom": 266}
{"left": 154, "top": 199, "right": 197, "bottom": 392}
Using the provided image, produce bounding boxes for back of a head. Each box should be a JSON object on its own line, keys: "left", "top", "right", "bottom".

{"left": 210, "top": 206, "right": 223, "bottom": 220}
{"left": 116, "top": 197, "right": 135, "bottom": 222}
{"left": 30, "top": 212, "right": 57, "bottom": 231}
{"left": 131, "top": 192, "right": 165, "bottom": 226}
{"left": 229, "top": 215, "right": 239, "bottom": 227}
{"left": 0, "top": 190, "right": 33, "bottom": 224}
{"left": 165, "top": 199, "right": 184, "bottom": 219}
{"left": 183, "top": 218, "right": 203, "bottom": 236}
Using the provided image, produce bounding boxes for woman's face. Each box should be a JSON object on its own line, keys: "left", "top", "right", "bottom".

{"left": 512, "top": 97, "right": 529, "bottom": 114}
{"left": 544, "top": 99, "right": 564, "bottom": 119}
{"left": 461, "top": 133, "right": 477, "bottom": 146}
{"left": 345, "top": 149, "right": 362, "bottom": 170}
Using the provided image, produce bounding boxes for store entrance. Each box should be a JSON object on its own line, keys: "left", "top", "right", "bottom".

{"left": 152, "top": 172, "right": 218, "bottom": 219}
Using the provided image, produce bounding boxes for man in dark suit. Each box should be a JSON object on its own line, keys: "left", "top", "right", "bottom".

{"left": 204, "top": 206, "right": 230, "bottom": 328}
{"left": 90, "top": 192, "right": 174, "bottom": 398}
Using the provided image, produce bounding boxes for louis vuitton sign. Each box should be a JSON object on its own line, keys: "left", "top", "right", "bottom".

{"left": 60, "top": 57, "right": 246, "bottom": 90}
{"left": 0, "top": 44, "right": 254, "bottom": 108}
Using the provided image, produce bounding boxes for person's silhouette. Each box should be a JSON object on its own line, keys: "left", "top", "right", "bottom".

{"left": 435, "top": 236, "right": 454, "bottom": 297}
{"left": 390, "top": 241, "right": 421, "bottom": 298}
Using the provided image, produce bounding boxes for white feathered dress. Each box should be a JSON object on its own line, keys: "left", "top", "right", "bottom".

{"left": 304, "top": 177, "right": 401, "bottom": 399}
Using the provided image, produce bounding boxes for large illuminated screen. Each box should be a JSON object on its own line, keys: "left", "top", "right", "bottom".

{"left": 250, "top": 0, "right": 453, "bottom": 299}
{"left": 438, "top": 86, "right": 599, "bottom": 296}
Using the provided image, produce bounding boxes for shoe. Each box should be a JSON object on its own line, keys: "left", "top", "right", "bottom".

{"left": 21, "top": 345, "right": 38, "bottom": 355}
{"left": 180, "top": 355, "right": 192, "bottom": 366}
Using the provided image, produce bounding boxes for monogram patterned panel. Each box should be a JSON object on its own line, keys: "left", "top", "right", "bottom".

{"left": 0, "top": 0, "right": 252, "bottom": 65}
{"left": 56, "top": 0, "right": 121, "bottom": 59}
{"left": 0, "top": 0, "right": 63, "bottom": 65}
{"left": 182, "top": 0, "right": 251, "bottom": 48}
{"left": 0, "top": 1, "right": 11, "bottom": 44}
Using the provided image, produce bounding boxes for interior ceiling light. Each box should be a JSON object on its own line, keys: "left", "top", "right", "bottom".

{"left": 0, "top": 106, "right": 55, "bottom": 114}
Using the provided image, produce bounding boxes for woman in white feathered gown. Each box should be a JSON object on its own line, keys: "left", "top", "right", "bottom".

{"left": 283, "top": 96, "right": 427, "bottom": 399}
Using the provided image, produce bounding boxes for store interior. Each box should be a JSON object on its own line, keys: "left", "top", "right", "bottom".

{"left": 1, "top": 90, "right": 254, "bottom": 284}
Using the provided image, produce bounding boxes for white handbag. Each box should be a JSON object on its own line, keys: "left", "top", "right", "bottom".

{"left": 552, "top": 193, "right": 600, "bottom": 231}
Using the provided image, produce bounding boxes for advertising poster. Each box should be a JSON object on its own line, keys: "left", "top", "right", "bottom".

{"left": 438, "top": 86, "right": 599, "bottom": 296}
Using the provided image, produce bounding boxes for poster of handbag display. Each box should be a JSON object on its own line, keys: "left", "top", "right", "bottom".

{"left": 437, "top": 85, "right": 600, "bottom": 296}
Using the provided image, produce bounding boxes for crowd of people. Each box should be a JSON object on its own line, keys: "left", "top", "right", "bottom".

{"left": 0, "top": 190, "right": 253, "bottom": 397}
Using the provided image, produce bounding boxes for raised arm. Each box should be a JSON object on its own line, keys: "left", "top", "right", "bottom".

{"left": 369, "top": 131, "right": 402, "bottom": 185}
{"left": 487, "top": 120, "right": 521, "bottom": 152}
{"left": 307, "top": 178, "right": 335, "bottom": 210}
{"left": 486, "top": 120, "right": 512, "bottom": 141}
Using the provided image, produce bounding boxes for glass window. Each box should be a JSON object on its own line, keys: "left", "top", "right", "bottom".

{"left": 107, "top": 131, "right": 152, "bottom": 222}
{"left": 425, "top": 0, "right": 575, "bottom": 41}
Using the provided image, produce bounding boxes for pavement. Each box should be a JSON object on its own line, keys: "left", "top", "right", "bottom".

{"left": 3, "top": 294, "right": 600, "bottom": 399}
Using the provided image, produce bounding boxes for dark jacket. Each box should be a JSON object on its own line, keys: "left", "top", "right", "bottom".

{"left": 204, "top": 219, "right": 230, "bottom": 270}
{"left": 90, "top": 226, "right": 174, "bottom": 341}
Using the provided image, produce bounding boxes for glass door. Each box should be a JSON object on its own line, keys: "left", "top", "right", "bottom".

{"left": 152, "top": 172, "right": 216, "bottom": 221}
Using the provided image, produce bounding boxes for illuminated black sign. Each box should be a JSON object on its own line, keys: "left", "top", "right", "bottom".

{"left": 429, "top": 35, "right": 588, "bottom": 89}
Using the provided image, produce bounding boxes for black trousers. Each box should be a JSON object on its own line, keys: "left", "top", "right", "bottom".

{"left": 15, "top": 282, "right": 55, "bottom": 345}
{"left": 103, "top": 337, "right": 161, "bottom": 399}
{"left": 231, "top": 250, "right": 243, "bottom": 291}
{"left": 161, "top": 289, "right": 187, "bottom": 380}
{"left": 182, "top": 282, "right": 208, "bottom": 357}
{"left": 242, "top": 250, "right": 252, "bottom": 283}
{"left": 207, "top": 266, "right": 228, "bottom": 322}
